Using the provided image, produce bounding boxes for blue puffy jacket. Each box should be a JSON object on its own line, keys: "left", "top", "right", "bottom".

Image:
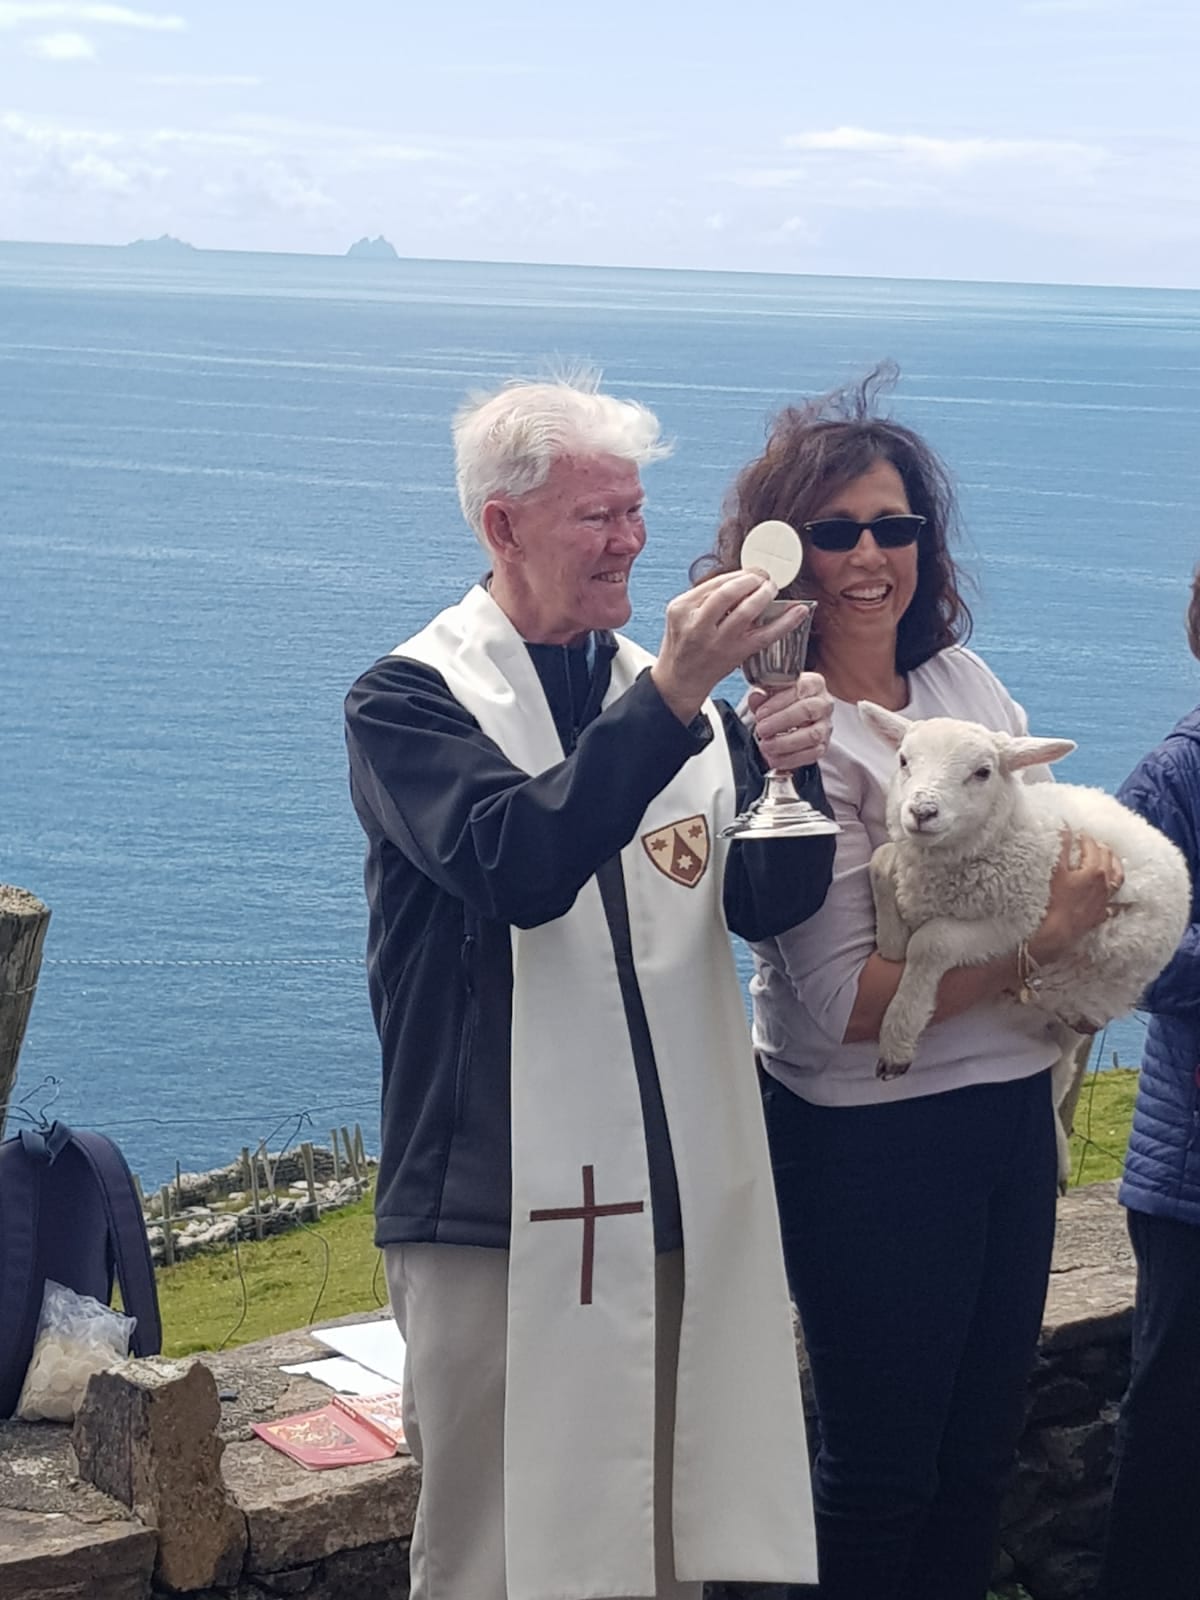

{"left": 1117, "top": 707, "right": 1200, "bottom": 1225}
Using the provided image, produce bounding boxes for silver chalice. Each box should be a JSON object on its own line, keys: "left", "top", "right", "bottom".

{"left": 721, "top": 598, "right": 841, "bottom": 841}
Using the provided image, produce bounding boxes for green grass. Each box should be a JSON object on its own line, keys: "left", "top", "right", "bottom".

{"left": 157, "top": 1185, "right": 386, "bottom": 1357}
{"left": 154, "top": 1068, "right": 1140, "bottom": 1357}
{"left": 1065, "top": 1065, "right": 1138, "bottom": 1187}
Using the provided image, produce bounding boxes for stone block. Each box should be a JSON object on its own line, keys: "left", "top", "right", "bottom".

{"left": 1042, "top": 1265, "right": 1135, "bottom": 1351}
{"left": 1039, "top": 1415, "right": 1115, "bottom": 1492}
{"left": 221, "top": 1439, "right": 419, "bottom": 1573}
{"left": 73, "top": 1356, "right": 247, "bottom": 1592}
{"left": 1004, "top": 1503, "right": 1064, "bottom": 1569}
{"left": 1025, "top": 1543, "right": 1103, "bottom": 1600}
{"left": 1026, "top": 1373, "right": 1095, "bottom": 1424}
{"left": 1053, "top": 1488, "right": 1112, "bottom": 1546}
{"left": 0, "top": 1507, "right": 155, "bottom": 1600}
{"left": 262, "top": 1540, "right": 410, "bottom": 1599}
{"left": 999, "top": 1449, "right": 1050, "bottom": 1529}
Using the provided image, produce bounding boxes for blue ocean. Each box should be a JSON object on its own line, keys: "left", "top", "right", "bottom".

{"left": 3, "top": 243, "right": 1198, "bottom": 1188}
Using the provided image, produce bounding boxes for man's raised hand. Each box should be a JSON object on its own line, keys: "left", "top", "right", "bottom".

{"left": 651, "top": 571, "right": 810, "bottom": 726}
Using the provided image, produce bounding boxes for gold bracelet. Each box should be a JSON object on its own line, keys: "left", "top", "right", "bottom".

{"left": 1016, "top": 941, "right": 1043, "bottom": 1005}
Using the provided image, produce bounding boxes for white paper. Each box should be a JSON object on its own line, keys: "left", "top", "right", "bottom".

{"left": 279, "top": 1355, "right": 397, "bottom": 1395}
{"left": 310, "top": 1318, "right": 408, "bottom": 1387}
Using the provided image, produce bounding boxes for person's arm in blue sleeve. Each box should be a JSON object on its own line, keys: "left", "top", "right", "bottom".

{"left": 345, "top": 656, "right": 713, "bottom": 929}
{"left": 1118, "top": 752, "right": 1200, "bottom": 1016}
{"left": 716, "top": 701, "right": 836, "bottom": 941}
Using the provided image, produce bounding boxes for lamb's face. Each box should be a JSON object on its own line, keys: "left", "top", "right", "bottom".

{"left": 888, "top": 720, "right": 1016, "bottom": 846}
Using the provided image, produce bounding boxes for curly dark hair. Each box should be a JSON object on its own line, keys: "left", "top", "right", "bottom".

{"left": 1188, "top": 565, "right": 1200, "bottom": 663}
{"left": 692, "top": 364, "right": 973, "bottom": 675}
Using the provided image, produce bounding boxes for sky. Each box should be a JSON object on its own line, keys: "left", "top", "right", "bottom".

{"left": 1, "top": 0, "right": 1199, "bottom": 289}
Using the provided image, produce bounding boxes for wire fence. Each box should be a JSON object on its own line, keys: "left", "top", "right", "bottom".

{"left": 2, "top": 1072, "right": 389, "bottom": 1352}
{"left": 3, "top": 1006, "right": 1144, "bottom": 1356}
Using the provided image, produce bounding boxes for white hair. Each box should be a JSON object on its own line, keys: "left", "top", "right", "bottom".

{"left": 452, "top": 367, "right": 672, "bottom": 539}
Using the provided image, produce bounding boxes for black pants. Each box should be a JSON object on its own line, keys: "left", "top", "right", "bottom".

{"left": 762, "top": 1070, "right": 1058, "bottom": 1600}
{"left": 1099, "top": 1208, "right": 1200, "bottom": 1600}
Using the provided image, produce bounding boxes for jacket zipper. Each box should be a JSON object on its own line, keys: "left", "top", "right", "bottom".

{"left": 453, "top": 931, "right": 477, "bottom": 1128}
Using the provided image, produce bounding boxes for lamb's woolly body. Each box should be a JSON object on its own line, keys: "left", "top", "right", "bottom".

{"left": 884, "top": 778, "right": 1188, "bottom": 1030}
{"left": 861, "top": 707, "right": 1191, "bottom": 1182}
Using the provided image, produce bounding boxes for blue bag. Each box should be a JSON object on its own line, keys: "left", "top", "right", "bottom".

{"left": 0, "top": 1120, "right": 162, "bottom": 1417}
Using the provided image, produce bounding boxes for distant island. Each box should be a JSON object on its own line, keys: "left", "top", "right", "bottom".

{"left": 126, "top": 234, "right": 196, "bottom": 254}
{"left": 346, "top": 235, "right": 399, "bottom": 261}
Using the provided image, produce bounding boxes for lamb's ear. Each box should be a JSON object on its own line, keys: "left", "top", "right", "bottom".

{"left": 858, "top": 701, "right": 912, "bottom": 750}
{"left": 999, "top": 735, "right": 1077, "bottom": 773}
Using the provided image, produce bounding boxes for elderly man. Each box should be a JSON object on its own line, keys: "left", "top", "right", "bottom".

{"left": 344, "top": 372, "right": 835, "bottom": 1600}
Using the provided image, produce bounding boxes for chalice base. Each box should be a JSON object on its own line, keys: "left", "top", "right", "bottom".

{"left": 721, "top": 772, "right": 841, "bottom": 840}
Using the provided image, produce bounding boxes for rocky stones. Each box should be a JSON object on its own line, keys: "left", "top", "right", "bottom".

{"left": 72, "top": 1358, "right": 247, "bottom": 1593}
{"left": 0, "top": 1507, "right": 155, "bottom": 1600}
{"left": 221, "top": 1443, "right": 417, "bottom": 1575}
{"left": 146, "top": 1179, "right": 369, "bottom": 1267}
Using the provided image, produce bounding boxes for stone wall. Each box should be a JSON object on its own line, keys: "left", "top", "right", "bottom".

{"left": 0, "top": 1182, "right": 1135, "bottom": 1600}
{"left": 139, "top": 1143, "right": 375, "bottom": 1266}
{"left": 998, "top": 1180, "right": 1134, "bottom": 1600}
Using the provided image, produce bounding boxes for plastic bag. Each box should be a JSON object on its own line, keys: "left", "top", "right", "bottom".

{"left": 15, "top": 1279, "right": 136, "bottom": 1423}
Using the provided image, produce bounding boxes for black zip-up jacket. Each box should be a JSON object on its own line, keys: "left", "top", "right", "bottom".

{"left": 345, "top": 629, "right": 835, "bottom": 1251}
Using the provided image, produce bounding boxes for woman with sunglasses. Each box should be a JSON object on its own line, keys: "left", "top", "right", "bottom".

{"left": 696, "top": 367, "right": 1116, "bottom": 1600}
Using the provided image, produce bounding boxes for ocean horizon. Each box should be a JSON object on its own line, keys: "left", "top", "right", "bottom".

{"left": 3, "top": 242, "right": 1197, "bottom": 1187}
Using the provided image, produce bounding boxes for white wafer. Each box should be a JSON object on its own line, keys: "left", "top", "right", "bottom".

{"left": 740, "top": 519, "right": 802, "bottom": 589}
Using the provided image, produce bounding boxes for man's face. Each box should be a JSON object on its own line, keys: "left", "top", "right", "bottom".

{"left": 491, "top": 454, "right": 647, "bottom": 644}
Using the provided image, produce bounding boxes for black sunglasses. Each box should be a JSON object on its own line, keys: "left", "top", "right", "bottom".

{"left": 801, "top": 514, "right": 926, "bottom": 552}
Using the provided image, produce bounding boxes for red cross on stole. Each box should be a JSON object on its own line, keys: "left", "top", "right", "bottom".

{"left": 529, "top": 1165, "right": 646, "bottom": 1305}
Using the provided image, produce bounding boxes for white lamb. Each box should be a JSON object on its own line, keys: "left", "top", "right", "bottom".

{"left": 859, "top": 703, "right": 1191, "bottom": 1182}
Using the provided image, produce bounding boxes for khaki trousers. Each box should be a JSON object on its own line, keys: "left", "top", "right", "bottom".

{"left": 385, "top": 1243, "right": 702, "bottom": 1600}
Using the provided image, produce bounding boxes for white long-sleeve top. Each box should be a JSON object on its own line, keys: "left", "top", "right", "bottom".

{"left": 753, "top": 645, "right": 1059, "bottom": 1106}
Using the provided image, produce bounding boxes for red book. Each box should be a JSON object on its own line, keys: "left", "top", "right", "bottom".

{"left": 251, "top": 1404, "right": 398, "bottom": 1471}
{"left": 332, "top": 1389, "right": 409, "bottom": 1453}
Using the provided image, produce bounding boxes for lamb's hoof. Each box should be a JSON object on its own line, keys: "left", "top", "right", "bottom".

{"left": 876, "top": 1059, "right": 912, "bottom": 1081}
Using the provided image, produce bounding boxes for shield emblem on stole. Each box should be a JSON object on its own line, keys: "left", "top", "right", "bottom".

{"left": 640, "top": 815, "right": 710, "bottom": 888}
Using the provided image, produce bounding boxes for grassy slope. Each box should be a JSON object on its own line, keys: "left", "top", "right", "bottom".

{"left": 157, "top": 1070, "right": 1140, "bottom": 1359}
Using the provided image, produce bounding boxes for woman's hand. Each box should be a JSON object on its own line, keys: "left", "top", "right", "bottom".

{"left": 1028, "top": 830, "right": 1124, "bottom": 966}
{"left": 749, "top": 673, "right": 834, "bottom": 771}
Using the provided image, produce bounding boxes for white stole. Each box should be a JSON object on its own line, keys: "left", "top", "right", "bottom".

{"left": 395, "top": 586, "right": 816, "bottom": 1600}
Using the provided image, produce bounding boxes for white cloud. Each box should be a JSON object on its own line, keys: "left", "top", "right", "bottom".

{"left": 353, "top": 142, "right": 442, "bottom": 165}
{"left": 0, "top": 110, "right": 168, "bottom": 203}
{"left": 66, "top": 147, "right": 136, "bottom": 189}
{"left": 143, "top": 73, "right": 260, "bottom": 88}
{"left": 149, "top": 127, "right": 261, "bottom": 149}
{"left": 0, "top": 2, "right": 183, "bottom": 30}
{"left": 781, "top": 126, "right": 1104, "bottom": 172}
{"left": 430, "top": 60, "right": 536, "bottom": 76}
{"left": 201, "top": 160, "right": 334, "bottom": 219}
{"left": 25, "top": 26, "right": 93, "bottom": 55}
{"left": 1, "top": 108, "right": 119, "bottom": 145}
{"left": 1022, "top": 0, "right": 1114, "bottom": 11}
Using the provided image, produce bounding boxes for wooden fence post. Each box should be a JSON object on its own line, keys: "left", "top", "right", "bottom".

{"left": 330, "top": 1130, "right": 341, "bottom": 1182}
{"left": 257, "top": 1140, "right": 275, "bottom": 1202}
{"left": 341, "top": 1126, "right": 360, "bottom": 1184}
{"left": 159, "top": 1186, "right": 175, "bottom": 1267}
{"left": 249, "top": 1159, "right": 264, "bottom": 1241}
{"left": 300, "top": 1141, "right": 318, "bottom": 1221}
{"left": 0, "top": 886, "right": 52, "bottom": 1138}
